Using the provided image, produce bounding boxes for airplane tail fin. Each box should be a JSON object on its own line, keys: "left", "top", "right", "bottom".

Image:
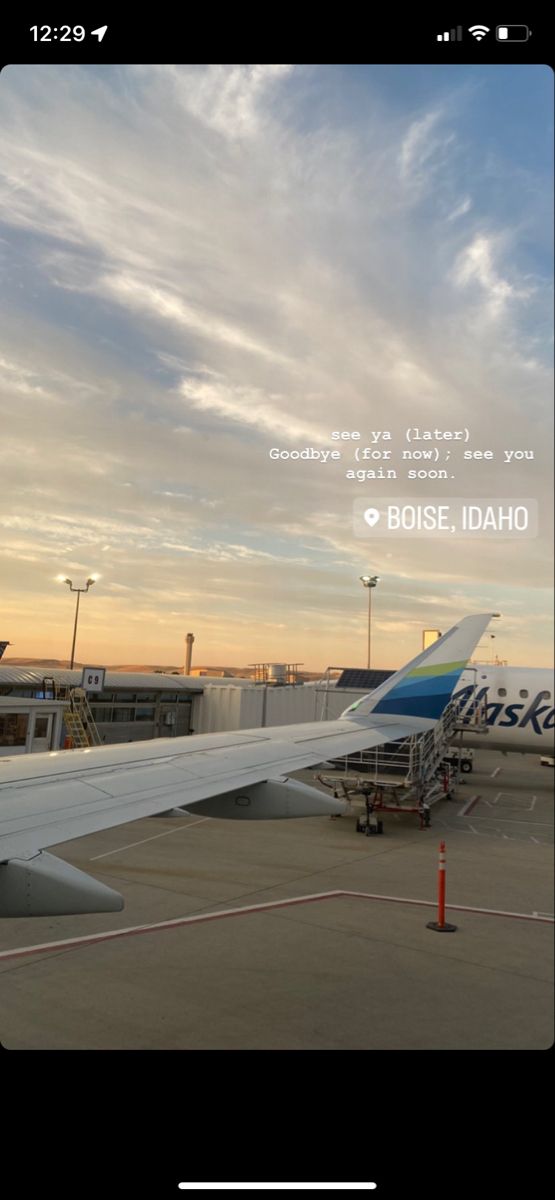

{"left": 342, "top": 613, "right": 497, "bottom": 725}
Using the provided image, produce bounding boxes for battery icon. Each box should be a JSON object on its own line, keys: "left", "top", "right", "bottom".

{"left": 496, "top": 25, "right": 530, "bottom": 41}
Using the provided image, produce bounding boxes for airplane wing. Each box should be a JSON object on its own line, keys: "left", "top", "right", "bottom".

{"left": 0, "top": 612, "right": 495, "bottom": 916}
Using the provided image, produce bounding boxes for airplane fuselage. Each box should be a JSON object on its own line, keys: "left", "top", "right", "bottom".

{"left": 453, "top": 666, "right": 554, "bottom": 755}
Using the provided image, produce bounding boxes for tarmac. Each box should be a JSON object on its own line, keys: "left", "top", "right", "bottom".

{"left": 0, "top": 747, "right": 552, "bottom": 1049}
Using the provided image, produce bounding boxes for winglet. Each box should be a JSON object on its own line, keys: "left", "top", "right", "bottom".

{"left": 342, "top": 613, "right": 496, "bottom": 723}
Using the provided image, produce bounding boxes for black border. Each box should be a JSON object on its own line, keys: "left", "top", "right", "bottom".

{"left": 0, "top": 29, "right": 552, "bottom": 1200}
{"left": 1, "top": 15, "right": 553, "bottom": 66}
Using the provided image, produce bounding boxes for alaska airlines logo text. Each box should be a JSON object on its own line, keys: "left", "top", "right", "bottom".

{"left": 455, "top": 686, "right": 554, "bottom": 736}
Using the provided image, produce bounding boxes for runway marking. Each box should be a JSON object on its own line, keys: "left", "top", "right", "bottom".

{"left": 89, "top": 817, "right": 209, "bottom": 860}
{"left": 489, "top": 791, "right": 537, "bottom": 813}
{"left": 468, "top": 815, "right": 553, "bottom": 828}
{"left": 0, "top": 890, "right": 552, "bottom": 963}
{"left": 490, "top": 766, "right": 501, "bottom": 778}
{"left": 458, "top": 794, "right": 480, "bottom": 817}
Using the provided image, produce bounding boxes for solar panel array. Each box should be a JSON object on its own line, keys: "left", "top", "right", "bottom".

{"left": 335, "top": 668, "right": 394, "bottom": 689}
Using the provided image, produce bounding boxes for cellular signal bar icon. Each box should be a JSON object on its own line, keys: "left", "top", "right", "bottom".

{"left": 437, "top": 26, "right": 463, "bottom": 41}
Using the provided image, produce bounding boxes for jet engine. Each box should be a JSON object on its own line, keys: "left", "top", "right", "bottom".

{"left": 0, "top": 851, "right": 124, "bottom": 917}
{"left": 182, "top": 776, "right": 347, "bottom": 819}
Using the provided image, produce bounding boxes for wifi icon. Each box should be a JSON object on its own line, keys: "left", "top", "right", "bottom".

{"left": 468, "top": 24, "right": 490, "bottom": 40}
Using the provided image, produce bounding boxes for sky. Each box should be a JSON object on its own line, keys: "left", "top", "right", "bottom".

{"left": 0, "top": 64, "right": 552, "bottom": 670}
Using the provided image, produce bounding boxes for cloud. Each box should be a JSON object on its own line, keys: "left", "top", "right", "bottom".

{"left": 452, "top": 233, "right": 535, "bottom": 317}
{"left": 447, "top": 196, "right": 472, "bottom": 221}
{"left": 163, "top": 63, "right": 293, "bottom": 139}
{"left": 398, "top": 110, "right": 455, "bottom": 188}
{"left": 0, "top": 65, "right": 551, "bottom": 668}
{"left": 177, "top": 378, "right": 325, "bottom": 441}
{"left": 99, "top": 272, "right": 292, "bottom": 366}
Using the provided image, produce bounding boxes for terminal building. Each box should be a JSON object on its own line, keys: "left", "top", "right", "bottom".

{"left": 0, "top": 667, "right": 207, "bottom": 754}
{"left": 0, "top": 698, "right": 67, "bottom": 756}
{"left": 0, "top": 664, "right": 392, "bottom": 755}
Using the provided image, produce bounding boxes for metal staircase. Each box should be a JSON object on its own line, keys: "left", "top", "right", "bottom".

{"left": 406, "top": 697, "right": 461, "bottom": 795}
{"left": 63, "top": 708, "right": 92, "bottom": 748}
{"left": 65, "top": 687, "right": 102, "bottom": 747}
{"left": 42, "top": 679, "right": 102, "bottom": 748}
{"left": 316, "top": 682, "right": 491, "bottom": 830}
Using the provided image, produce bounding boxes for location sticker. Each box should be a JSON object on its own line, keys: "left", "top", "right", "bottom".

{"left": 354, "top": 497, "right": 538, "bottom": 539}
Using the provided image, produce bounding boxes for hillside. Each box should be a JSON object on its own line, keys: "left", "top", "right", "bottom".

{"left": 1, "top": 658, "right": 322, "bottom": 680}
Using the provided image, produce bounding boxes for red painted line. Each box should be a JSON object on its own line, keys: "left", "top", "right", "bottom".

{"left": 459, "top": 794, "right": 481, "bottom": 817}
{"left": 343, "top": 891, "right": 554, "bottom": 923}
{"left": 0, "top": 891, "right": 344, "bottom": 962}
{"left": 0, "top": 889, "right": 552, "bottom": 964}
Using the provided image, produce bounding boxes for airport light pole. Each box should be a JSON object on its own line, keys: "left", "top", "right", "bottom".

{"left": 359, "top": 575, "right": 380, "bottom": 670}
{"left": 56, "top": 575, "right": 99, "bottom": 669}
